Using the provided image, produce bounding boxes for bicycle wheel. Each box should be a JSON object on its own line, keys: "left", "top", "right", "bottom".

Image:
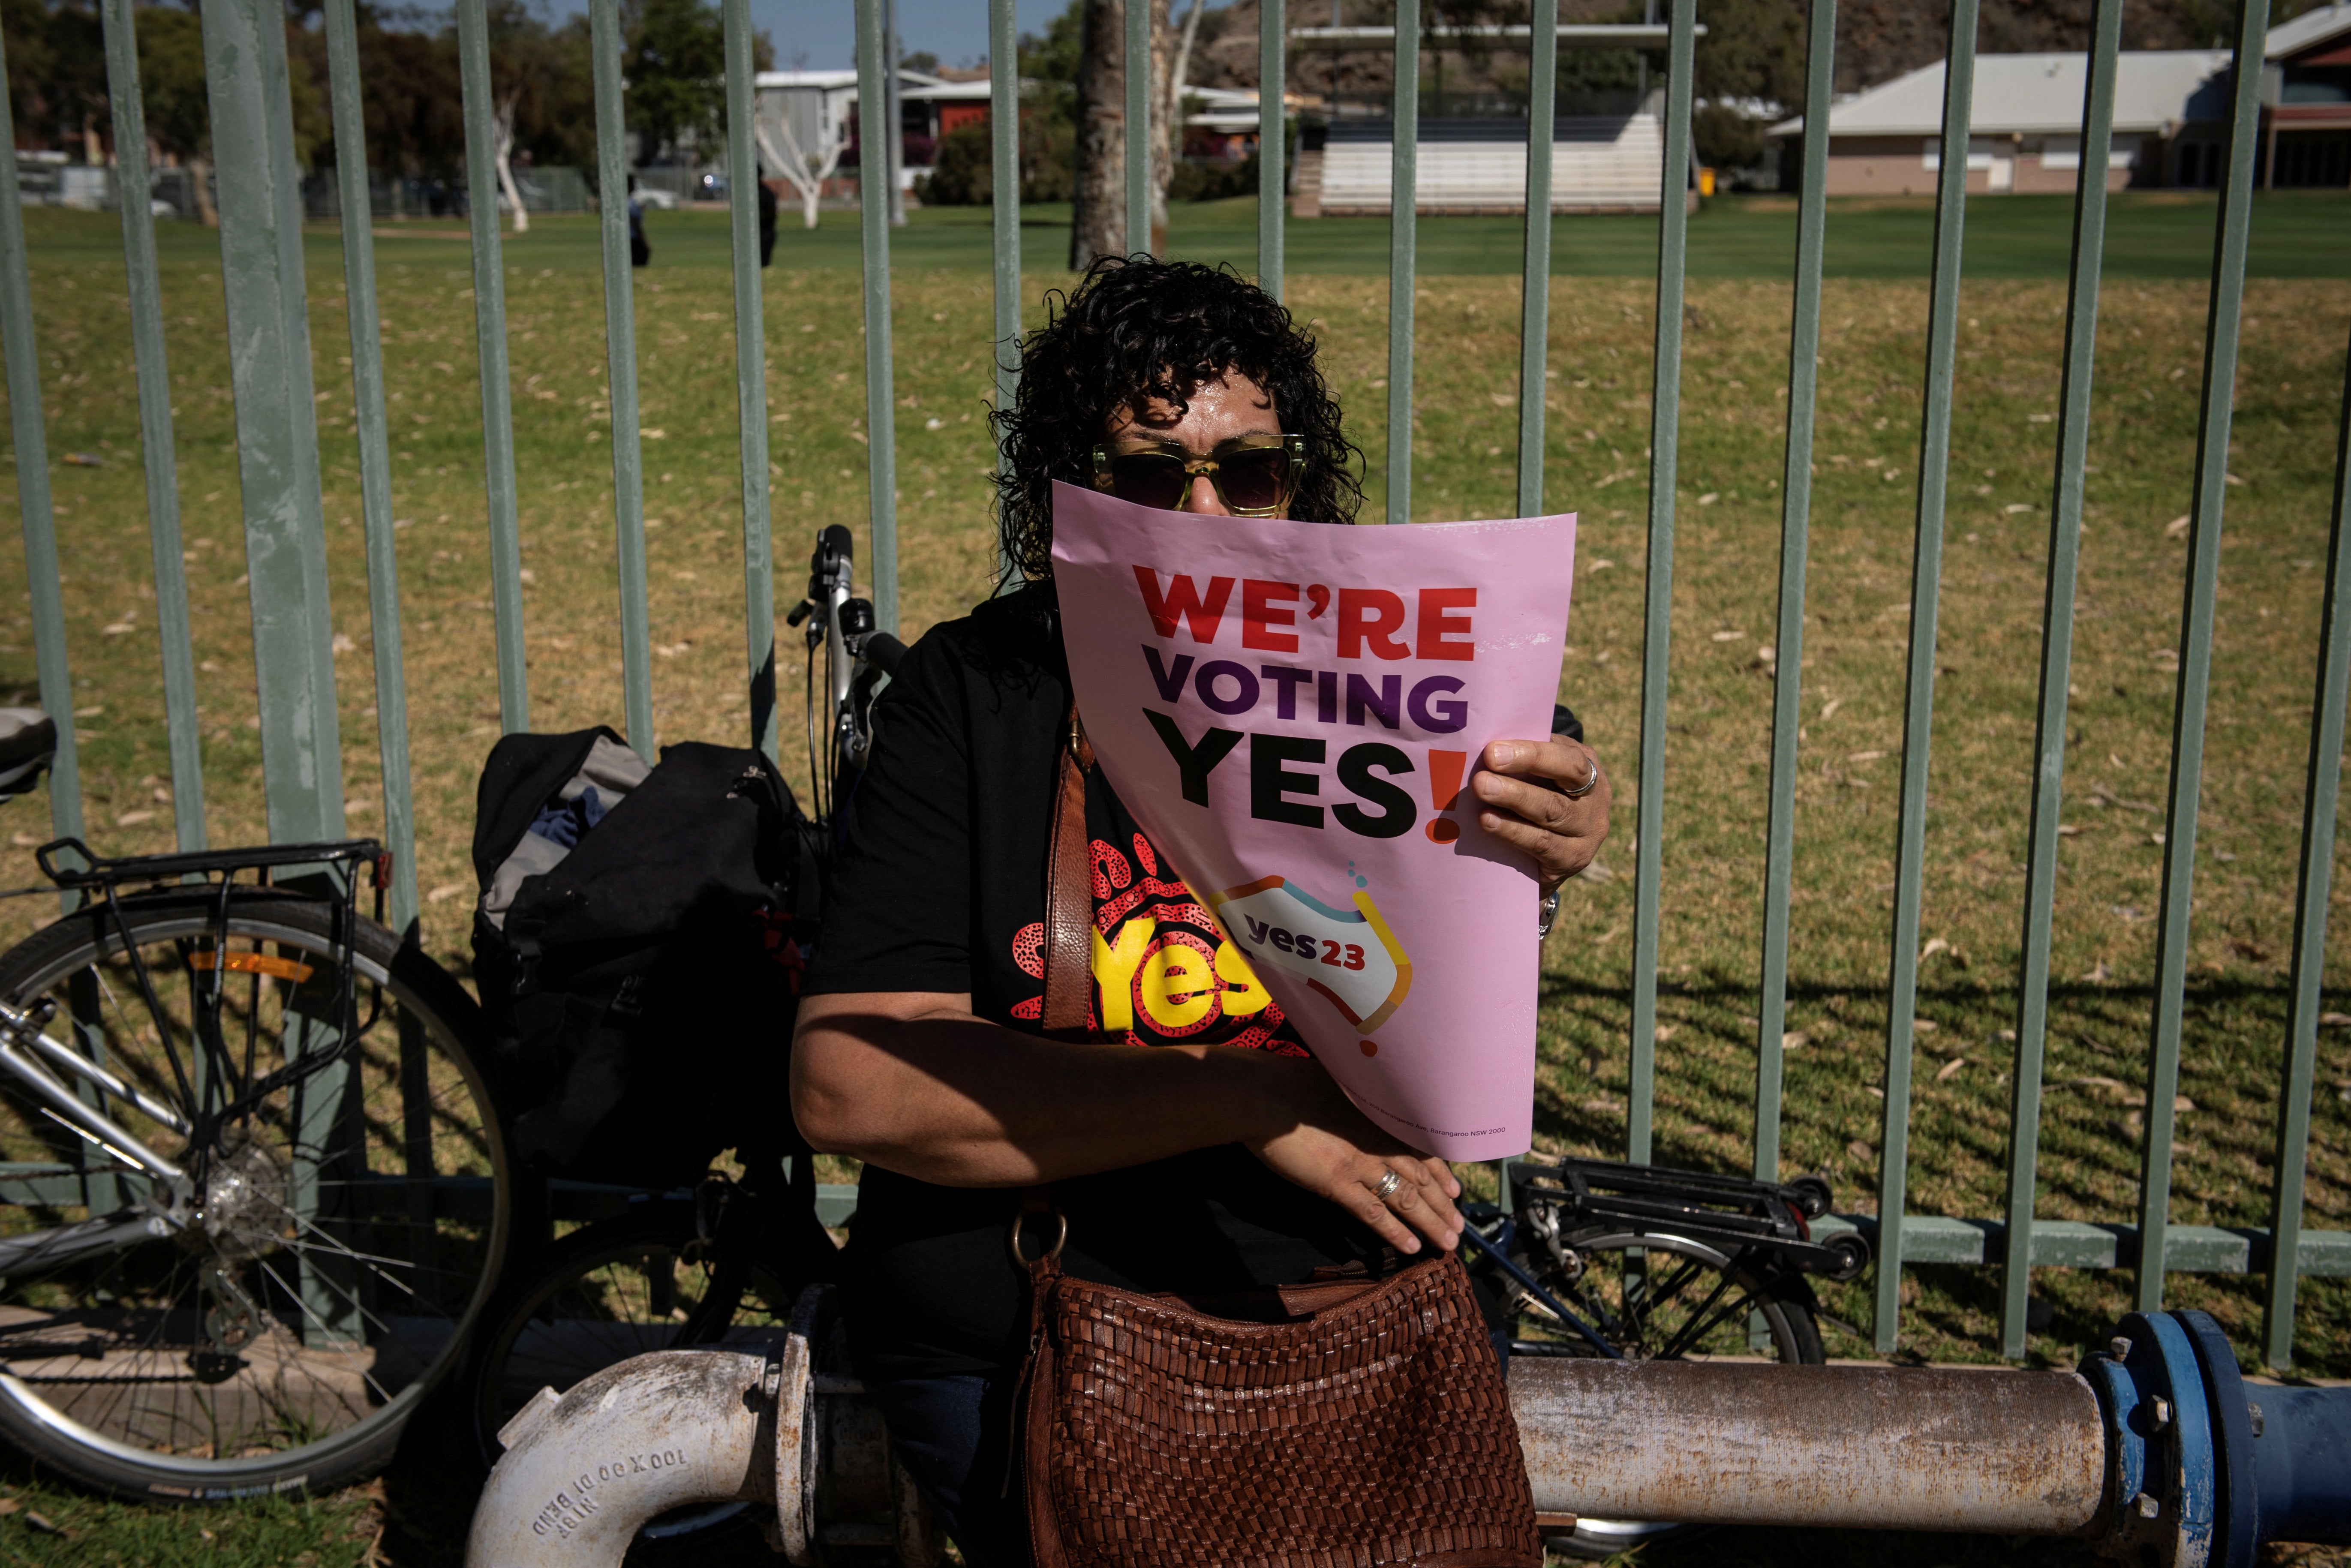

{"left": 1500, "top": 1227, "right": 1824, "bottom": 1560}
{"left": 465, "top": 1205, "right": 796, "bottom": 1549}
{"left": 0, "top": 890, "right": 509, "bottom": 1499}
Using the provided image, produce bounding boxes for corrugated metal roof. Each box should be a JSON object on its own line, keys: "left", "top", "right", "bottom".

{"left": 2267, "top": 3, "right": 2351, "bottom": 60}
{"left": 1769, "top": 50, "right": 2231, "bottom": 138}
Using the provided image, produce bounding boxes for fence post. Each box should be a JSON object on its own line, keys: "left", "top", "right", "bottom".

{"left": 1512, "top": 0, "right": 1555, "bottom": 524}
{"left": 0, "top": 23, "right": 82, "bottom": 853}
{"left": 322, "top": 0, "right": 421, "bottom": 935}
{"left": 2134, "top": 0, "right": 2273, "bottom": 1315}
{"left": 1384, "top": 0, "right": 1418, "bottom": 528}
{"left": 1624, "top": 0, "right": 1696, "bottom": 1166}
{"left": 1258, "top": 0, "right": 1284, "bottom": 300}
{"left": 199, "top": 0, "right": 345, "bottom": 844}
{"left": 100, "top": 0, "right": 206, "bottom": 852}
{"left": 1999, "top": 0, "right": 2123, "bottom": 1361}
{"left": 856, "top": 0, "right": 900, "bottom": 636}
{"left": 2264, "top": 322, "right": 2351, "bottom": 1369}
{"left": 1873, "top": 0, "right": 1979, "bottom": 1354}
{"left": 1753, "top": 0, "right": 1837, "bottom": 1187}
{"left": 457, "top": 0, "right": 530, "bottom": 736}
{"left": 591, "top": 0, "right": 656, "bottom": 758}
{"left": 723, "top": 0, "right": 776, "bottom": 762}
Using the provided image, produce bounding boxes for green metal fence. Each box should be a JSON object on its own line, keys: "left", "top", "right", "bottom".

{"left": 2, "top": 0, "right": 2346, "bottom": 1369}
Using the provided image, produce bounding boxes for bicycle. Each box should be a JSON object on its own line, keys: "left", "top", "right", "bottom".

{"left": 0, "top": 834, "right": 510, "bottom": 1500}
{"left": 458, "top": 524, "right": 902, "bottom": 1543}
{"left": 1464, "top": 1154, "right": 1869, "bottom": 1558}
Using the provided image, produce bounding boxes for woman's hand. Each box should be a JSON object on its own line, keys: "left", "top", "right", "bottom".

{"left": 1242, "top": 1060, "right": 1463, "bottom": 1255}
{"left": 1470, "top": 734, "right": 1611, "bottom": 895}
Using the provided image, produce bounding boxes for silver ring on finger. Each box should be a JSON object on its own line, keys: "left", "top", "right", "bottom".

{"left": 1561, "top": 750, "right": 1602, "bottom": 800}
{"left": 1373, "top": 1169, "right": 1403, "bottom": 1202}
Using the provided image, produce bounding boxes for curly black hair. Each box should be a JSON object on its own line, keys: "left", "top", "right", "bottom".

{"left": 991, "top": 257, "right": 1365, "bottom": 587}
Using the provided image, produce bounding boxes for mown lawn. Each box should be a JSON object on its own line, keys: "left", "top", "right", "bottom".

{"left": 0, "top": 195, "right": 2346, "bottom": 1562}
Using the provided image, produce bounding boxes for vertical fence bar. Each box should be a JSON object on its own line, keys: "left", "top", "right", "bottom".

{"left": 1384, "top": 0, "right": 1419, "bottom": 527}
{"left": 2138, "top": 0, "right": 2273, "bottom": 1311}
{"left": 991, "top": 0, "right": 1021, "bottom": 527}
{"left": 592, "top": 0, "right": 656, "bottom": 758}
{"left": 1998, "top": 0, "right": 2121, "bottom": 1361}
{"left": 0, "top": 27, "right": 81, "bottom": 850}
{"left": 323, "top": 0, "right": 419, "bottom": 935}
{"left": 1872, "top": 0, "right": 1977, "bottom": 1352}
{"left": 723, "top": 0, "right": 775, "bottom": 762}
{"left": 1512, "top": 0, "right": 1554, "bottom": 522}
{"left": 856, "top": 0, "right": 900, "bottom": 635}
{"left": 456, "top": 0, "right": 529, "bottom": 736}
{"left": 2264, "top": 320, "right": 2351, "bottom": 1369}
{"left": 99, "top": 0, "right": 204, "bottom": 852}
{"left": 200, "top": 0, "right": 344, "bottom": 844}
{"left": 1126, "top": 0, "right": 1152, "bottom": 253}
{"left": 1753, "top": 0, "right": 1835, "bottom": 1185}
{"left": 1624, "top": 0, "right": 1694, "bottom": 1165}
{"left": 1259, "top": 0, "right": 1284, "bottom": 300}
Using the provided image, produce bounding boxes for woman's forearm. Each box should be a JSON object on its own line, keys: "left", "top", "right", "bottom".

{"left": 790, "top": 991, "right": 1305, "bottom": 1187}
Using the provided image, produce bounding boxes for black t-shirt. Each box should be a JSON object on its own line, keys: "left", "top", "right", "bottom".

{"left": 805, "top": 586, "right": 1389, "bottom": 1383}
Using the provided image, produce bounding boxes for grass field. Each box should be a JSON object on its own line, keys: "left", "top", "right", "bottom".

{"left": 0, "top": 195, "right": 2348, "bottom": 1562}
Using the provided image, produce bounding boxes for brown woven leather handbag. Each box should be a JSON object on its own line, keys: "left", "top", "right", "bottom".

{"left": 1013, "top": 719, "right": 1542, "bottom": 1568}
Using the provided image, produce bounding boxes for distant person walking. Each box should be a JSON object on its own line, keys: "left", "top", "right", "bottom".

{"left": 628, "top": 176, "right": 650, "bottom": 268}
{"left": 759, "top": 178, "right": 777, "bottom": 267}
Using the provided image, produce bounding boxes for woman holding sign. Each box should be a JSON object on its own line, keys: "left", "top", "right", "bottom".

{"left": 792, "top": 259, "right": 1608, "bottom": 1566}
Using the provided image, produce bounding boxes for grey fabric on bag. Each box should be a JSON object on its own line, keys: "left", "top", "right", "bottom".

{"left": 478, "top": 735, "right": 651, "bottom": 927}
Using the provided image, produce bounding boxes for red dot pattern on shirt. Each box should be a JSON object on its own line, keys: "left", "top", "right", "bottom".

{"left": 1012, "top": 921, "right": 1046, "bottom": 981}
{"left": 1132, "top": 832, "right": 1158, "bottom": 878}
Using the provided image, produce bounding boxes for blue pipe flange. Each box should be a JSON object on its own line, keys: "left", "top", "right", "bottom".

{"left": 2089, "top": 1310, "right": 2219, "bottom": 1568}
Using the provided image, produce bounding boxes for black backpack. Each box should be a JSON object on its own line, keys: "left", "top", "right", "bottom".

{"left": 469, "top": 727, "right": 819, "bottom": 1190}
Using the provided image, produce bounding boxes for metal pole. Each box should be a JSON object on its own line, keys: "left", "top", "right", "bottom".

{"left": 1753, "top": 0, "right": 1836, "bottom": 1186}
{"left": 1874, "top": 0, "right": 1979, "bottom": 1351}
{"left": 457, "top": 0, "right": 530, "bottom": 735}
{"left": 2264, "top": 319, "right": 2351, "bottom": 1369}
{"left": 199, "top": 0, "right": 345, "bottom": 844}
{"left": 724, "top": 0, "right": 775, "bottom": 762}
{"left": 1127, "top": 0, "right": 1153, "bottom": 252}
{"left": 1513, "top": 0, "right": 1555, "bottom": 521}
{"left": 991, "top": 0, "right": 1022, "bottom": 589}
{"left": 2135, "top": 0, "right": 2273, "bottom": 1314}
{"left": 99, "top": 0, "right": 205, "bottom": 852}
{"left": 1999, "top": 0, "right": 2122, "bottom": 1360}
{"left": 592, "top": 0, "right": 656, "bottom": 759}
{"left": 856, "top": 0, "right": 901, "bottom": 636}
{"left": 0, "top": 22, "right": 82, "bottom": 852}
{"left": 1623, "top": 0, "right": 1695, "bottom": 1165}
{"left": 1259, "top": 0, "right": 1285, "bottom": 298}
{"left": 1384, "top": 0, "right": 1418, "bottom": 526}
{"left": 886, "top": 0, "right": 907, "bottom": 228}
{"left": 322, "top": 0, "right": 420, "bottom": 934}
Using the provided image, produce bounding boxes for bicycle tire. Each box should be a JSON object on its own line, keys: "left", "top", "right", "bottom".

{"left": 1502, "top": 1228, "right": 1823, "bottom": 1560}
{"left": 0, "top": 890, "right": 511, "bottom": 1500}
{"left": 463, "top": 1204, "right": 798, "bottom": 1550}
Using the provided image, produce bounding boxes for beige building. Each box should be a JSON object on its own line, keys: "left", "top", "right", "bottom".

{"left": 1768, "top": 51, "right": 2234, "bottom": 196}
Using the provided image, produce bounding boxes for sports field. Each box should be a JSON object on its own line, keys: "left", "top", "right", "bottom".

{"left": 0, "top": 191, "right": 2345, "bottom": 1563}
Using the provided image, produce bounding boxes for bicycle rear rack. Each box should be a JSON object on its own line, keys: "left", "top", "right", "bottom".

{"left": 1506, "top": 1155, "right": 1871, "bottom": 1281}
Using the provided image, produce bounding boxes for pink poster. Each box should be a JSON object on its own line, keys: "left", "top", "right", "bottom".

{"left": 1050, "top": 481, "right": 1577, "bottom": 1160}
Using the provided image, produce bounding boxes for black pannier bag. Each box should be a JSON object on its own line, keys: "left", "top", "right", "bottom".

{"left": 470, "top": 727, "right": 819, "bottom": 1189}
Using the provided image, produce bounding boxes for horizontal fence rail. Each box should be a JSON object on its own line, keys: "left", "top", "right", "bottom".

{"left": 0, "top": 0, "right": 2344, "bottom": 1367}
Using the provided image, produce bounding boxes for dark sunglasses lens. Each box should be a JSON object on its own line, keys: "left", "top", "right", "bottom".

{"left": 1108, "top": 454, "right": 1188, "bottom": 509}
{"left": 1220, "top": 448, "right": 1289, "bottom": 511}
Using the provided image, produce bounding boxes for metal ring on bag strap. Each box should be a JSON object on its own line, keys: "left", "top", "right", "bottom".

{"left": 1009, "top": 1207, "right": 1069, "bottom": 1268}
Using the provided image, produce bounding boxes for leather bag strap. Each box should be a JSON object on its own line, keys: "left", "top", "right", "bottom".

{"left": 1040, "top": 712, "right": 1095, "bottom": 1039}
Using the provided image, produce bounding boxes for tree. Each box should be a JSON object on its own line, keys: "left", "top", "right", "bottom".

{"left": 1691, "top": 0, "right": 1804, "bottom": 172}
{"left": 1070, "top": 0, "right": 1170, "bottom": 268}
{"left": 622, "top": 0, "right": 725, "bottom": 165}
{"left": 134, "top": 3, "right": 215, "bottom": 223}
{"left": 485, "top": 0, "right": 593, "bottom": 232}
{"left": 762, "top": 89, "right": 848, "bottom": 229}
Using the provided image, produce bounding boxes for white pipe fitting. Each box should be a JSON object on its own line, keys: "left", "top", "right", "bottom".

{"left": 463, "top": 1348, "right": 777, "bottom": 1565}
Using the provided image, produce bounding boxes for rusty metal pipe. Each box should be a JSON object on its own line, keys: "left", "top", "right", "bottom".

{"left": 463, "top": 1350, "right": 775, "bottom": 1566}
{"left": 1510, "top": 1357, "right": 2109, "bottom": 1535}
